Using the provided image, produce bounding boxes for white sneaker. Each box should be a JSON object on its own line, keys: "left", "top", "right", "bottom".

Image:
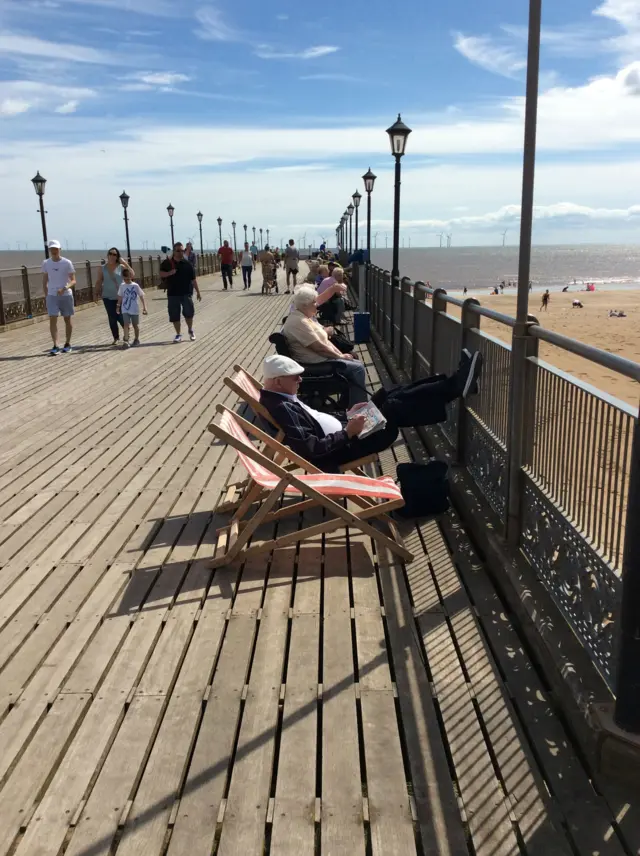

{"left": 173, "top": 334, "right": 183, "bottom": 344}
{"left": 189, "top": 330, "right": 196, "bottom": 341}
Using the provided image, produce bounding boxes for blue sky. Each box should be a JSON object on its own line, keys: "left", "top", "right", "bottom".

{"left": 2, "top": 0, "right": 640, "bottom": 248}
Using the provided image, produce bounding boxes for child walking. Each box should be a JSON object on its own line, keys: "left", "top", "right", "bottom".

{"left": 117, "top": 267, "right": 147, "bottom": 347}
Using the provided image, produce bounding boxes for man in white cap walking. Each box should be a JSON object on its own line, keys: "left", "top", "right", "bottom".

{"left": 259, "top": 352, "right": 482, "bottom": 471}
{"left": 42, "top": 240, "right": 76, "bottom": 355}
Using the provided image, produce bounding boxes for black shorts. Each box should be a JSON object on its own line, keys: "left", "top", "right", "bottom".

{"left": 168, "top": 294, "right": 195, "bottom": 322}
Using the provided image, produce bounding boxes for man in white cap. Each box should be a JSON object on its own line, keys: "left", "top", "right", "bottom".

{"left": 42, "top": 240, "right": 76, "bottom": 355}
{"left": 259, "top": 351, "right": 482, "bottom": 471}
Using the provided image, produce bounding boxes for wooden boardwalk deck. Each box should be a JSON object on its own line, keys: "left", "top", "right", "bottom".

{"left": 1, "top": 265, "right": 639, "bottom": 856}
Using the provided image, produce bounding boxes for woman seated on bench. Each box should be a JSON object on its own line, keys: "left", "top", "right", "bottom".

{"left": 282, "top": 286, "right": 366, "bottom": 407}
{"left": 259, "top": 353, "right": 483, "bottom": 472}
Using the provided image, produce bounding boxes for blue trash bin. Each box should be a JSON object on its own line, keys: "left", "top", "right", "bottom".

{"left": 353, "top": 312, "right": 371, "bottom": 344}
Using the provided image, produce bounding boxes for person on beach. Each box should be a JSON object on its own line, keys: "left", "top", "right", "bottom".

{"left": 260, "top": 245, "right": 277, "bottom": 293}
{"left": 42, "top": 239, "right": 76, "bottom": 355}
{"left": 160, "top": 242, "right": 201, "bottom": 343}
{"left": 250, "top": 241, "right": 259, "bottom": 270}
{"left": 117, "top": 267, "right": 147, "bottom": 348}
{"left": 283, "top": 238, "right": 300, "bottom": 295}
{"left": 95, "top": 247, "right": 134, "bottom": 345}
{"left": 240, "top": 242, "right": 254, "bottom": 289}
{"left": 540, "top": 290, "right": 550, "bottom": 311}
{"left": 218, "top": 240, "right": 234, "bottom": 290}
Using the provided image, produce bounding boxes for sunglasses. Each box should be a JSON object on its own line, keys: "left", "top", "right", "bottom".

{"left": 108, "top": 252, "right": 118, "bottom": 257}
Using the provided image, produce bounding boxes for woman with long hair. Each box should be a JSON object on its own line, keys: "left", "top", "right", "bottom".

{"left": 95, "top": 247, "right": 134, "bottom": 344}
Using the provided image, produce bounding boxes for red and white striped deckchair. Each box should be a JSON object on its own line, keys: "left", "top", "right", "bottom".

{"left": 207, "top": 404, "right": 413, "bottom": 568}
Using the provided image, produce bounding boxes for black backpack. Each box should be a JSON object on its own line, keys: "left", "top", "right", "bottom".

{"left": 395, "top": 460, "right": 450, "bottom": 518}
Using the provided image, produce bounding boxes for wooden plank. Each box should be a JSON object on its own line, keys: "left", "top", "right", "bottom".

{"left": 217, "top": 547, "right": 295, "bottom": 855}
{"left": 377, "top": 546, "right": 469, "bottom": 856}
{"left": 270, "top": 540, "right": 322, "bottom": 855}
{"left": 321, "top": 535, "right": 366, "bottom": 856}
{"left": 0, "top": 693, "right": 90, "bottom": 856}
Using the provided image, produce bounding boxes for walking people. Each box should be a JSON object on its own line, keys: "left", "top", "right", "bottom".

{"left": 95, "top": 247, "right": 134, "bottom": 345}
{"left": 117, "top": 266, "right": 147, "bottom": 348}
{"left": 240, "top": 242, "right": 253, "bottom": 289}
{"left": 250, "top": 240, "right": 259, "bottom": 270}
{"left": 185, "top": 242, "right": 198, "bottom": 271}
{"left": 218, "top": 239, "right": 234, "bottom": 290}
{"left": 160, "top": 242, "right": 202, "bottom": 343}
{"left": 42, "top": 239, "right": 76, "bottom": 355}
{"left": 283, "top": 238, "right": 300, "bottom": 295}
{"left": 260, "top": 245, "right": 277, "bottom": 294}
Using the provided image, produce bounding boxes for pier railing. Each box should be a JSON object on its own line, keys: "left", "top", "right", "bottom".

{"left": 357, "top": 264, "right": 640, "bottom": 692}
{"left": 0, "top": 253, "right": 221, "bottom": 326}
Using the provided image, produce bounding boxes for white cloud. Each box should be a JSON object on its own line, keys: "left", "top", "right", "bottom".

{"left": 120, "top": 82, "right": 154, "bottom": 92}
{"left": 0, "top": 80, "right": 95, "bottom": 117}
{"left": 0, "top": 32, "right": 110, "bottom": 63}
{"left": 195, "top": 6, "right": 242, "bottom": 42}
{"left": 255, "top": 45, "right": 339, "bottom": 60}
{"left": 276, "top": 13, "right": 288, "bottom": 20}
{"left": 300, "top": 73, "right": 363, "bottom": 82}
{"left": 58, "top": 0, "right": 174, "bottom": 14}
{"left": 133, "top": 71, "right": 191, "bottom": 86}
{"left": 55, "top": 99, "right": 79, "bottom": 113}
{"left": 0, "top": 98, "right": 31, "bottom": 116}
{"left": 453, "top": 31, "right": 526, "bottom": 78}
{"left": 594, "top": 0, "right": 640, "bottom": 28}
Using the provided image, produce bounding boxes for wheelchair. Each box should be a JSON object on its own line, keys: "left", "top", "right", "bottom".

{"left": 268, "top": 332, "right": 350, "bottom": 413}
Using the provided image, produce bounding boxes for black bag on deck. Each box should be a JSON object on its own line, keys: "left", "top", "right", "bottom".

{"left": 395, "top": 461, "right": 450, "bottom": 518}
{"left": 329, "top": 329, "right": 354, "bottom": 353}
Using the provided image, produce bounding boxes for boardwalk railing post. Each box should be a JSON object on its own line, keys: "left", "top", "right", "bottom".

{"left": 399, "top": 276, "right": 411, "bottom": 370}
{"left": 0, "top": 275, "right": 5, "bottom": 326}
{"left": 390, "top": 272, "right": 397, "bottom": 354}
{"left": 456, "top": 298, "right": 481, "bottom": 464}
{"left": 21, "top": 266, "right": 33, "bottom": 318}
{"left": 85, "top": 261, "right": 93, "bottom": 301}
{"left": 411, "top": 281, "right": 425, "bottom": 381}
{"left": 430, "top": 289, "right": 447, "bottom": 374}
{"left": 138, "top": 256, "right": 145, "bottom": 289}
{"left": 613, "top": 411, "right": 640, "bottom": 733}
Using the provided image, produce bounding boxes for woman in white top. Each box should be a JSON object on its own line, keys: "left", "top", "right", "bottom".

{"left": 240, "top": 242, "right": 253, "bottom": 289}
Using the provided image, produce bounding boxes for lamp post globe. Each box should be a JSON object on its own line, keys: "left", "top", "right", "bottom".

{"left": 352, "top": 190, "right": 362, "bottom": 253}
{"left": 32, "top": 172, "right": 49, "bottom": 258}
{"left": 231, "top": 220, "right": 238, "bottom": 256}
{"left": 386, "top": 112, "right": 412, "bottom": 158}
{"left": 243, "top": 224, "right": 248, "bottom": 243}
{"left": 347, "top": 203, "right": 355, "bottom": 255}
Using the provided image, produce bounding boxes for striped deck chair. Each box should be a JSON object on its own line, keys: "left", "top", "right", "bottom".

{"left": 208, "top": 405, "right": 413, "bottom": 568}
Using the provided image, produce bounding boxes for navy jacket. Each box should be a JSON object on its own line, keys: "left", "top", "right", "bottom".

{"left": 259, "top": 389, "right": 350, "bottom": 465}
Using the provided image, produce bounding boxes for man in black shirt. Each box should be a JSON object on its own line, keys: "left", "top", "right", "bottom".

{"left": 160, "top": 242, "right": 202, "bottom": 342}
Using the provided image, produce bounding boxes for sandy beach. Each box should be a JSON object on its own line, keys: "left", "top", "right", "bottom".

{"left": 445, "top": 288, "right": 640, "bottom": 407}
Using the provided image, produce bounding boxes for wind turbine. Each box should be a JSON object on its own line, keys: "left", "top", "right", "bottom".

{"left": 502, "top": 229, "right": 508, "bottom": 247}
{"left": 447, "top": 233, "right": 452, "bottom": 249}
{"left": 437, "top": 232, "right": 444, "bottom": 248}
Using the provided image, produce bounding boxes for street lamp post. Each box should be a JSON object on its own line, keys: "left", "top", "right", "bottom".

{"left": 362, "top": 168, "right": 377, "bottom": 305}
{"left": 266, "top": 228, "right": 270, "bottom": 246}
{"left": 352, "top": 190, "right": 362, "bottom": 256}
{"left": 259, "top": 228, "right": 263, "bottom": 249}
{"left": 232, "top": 220, "right": 238, "bottom": 257}
{"left": 243, "top": 224, "right": 248, "bottom": 244}
{"left": 386, "top": 113, "right": 412, "bottom": 352}
{"left": 252, "top": 226, "right": 256, "bottom": 246}
{"left": 217, "top": 217, "right": 223, "bottom": 247}
{"left": 347, "top": 204, "right": 354, "bottom": 255}
{"left": 167, "top": 204, "right": 175, "bottom": 247}
{"left": 119, "top": 191, "right": 132, "bottom": 264}
{"left": 197, "top": 211, "right": 204, "bottom": 258}
{"left": 31, "top": 171, "right": 49, "bottom": 258}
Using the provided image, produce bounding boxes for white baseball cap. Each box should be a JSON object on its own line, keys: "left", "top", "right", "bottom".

{"left": 263, "top": 355, "right": 305, "bottom": 379}
{"left": 48, "top": 239, "right": 61, "bottom": 249}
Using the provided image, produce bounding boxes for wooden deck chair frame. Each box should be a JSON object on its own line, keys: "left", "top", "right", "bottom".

{"left": 220, "top": 363, "right": 378, "bottom": 513}
{"left": 208, "top": 405, "right": 413, "bottom": 568}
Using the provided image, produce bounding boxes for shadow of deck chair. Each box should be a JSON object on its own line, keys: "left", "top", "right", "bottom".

{"left": 208, "top": 405, "right": 413, "bottom": 569}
